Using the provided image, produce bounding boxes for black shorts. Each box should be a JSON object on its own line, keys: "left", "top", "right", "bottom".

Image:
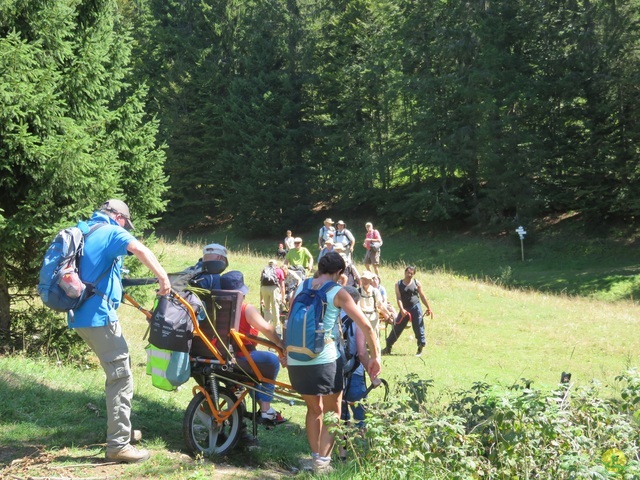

{"left": 288, "top": 357, "right": 344, "bottom": 396}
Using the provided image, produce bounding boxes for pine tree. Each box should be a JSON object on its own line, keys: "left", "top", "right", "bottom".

{"left": 0, "top": 0, "right": 167, "bottom": 344}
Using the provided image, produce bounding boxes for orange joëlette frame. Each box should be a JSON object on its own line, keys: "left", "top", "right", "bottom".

{"left": 165, "top": 290, "right": 298, "bottom": 420}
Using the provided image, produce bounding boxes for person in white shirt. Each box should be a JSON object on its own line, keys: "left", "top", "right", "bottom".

{"left": 318, "top": 218, "right": 335, "bottom": 250}
{"left": 284, "top": 230, "right": 295, "bottom": 251}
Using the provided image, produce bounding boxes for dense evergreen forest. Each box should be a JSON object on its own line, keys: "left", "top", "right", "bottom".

{"left": 1, "top": 0, "right": 639, "bottom": 342}
{"left": 129, "top": 0, "right": 640, "bottom": 234}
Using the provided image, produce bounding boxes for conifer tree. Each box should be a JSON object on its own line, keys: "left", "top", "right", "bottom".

{"left": 0, "top": 0, "right": 167, "bottom": 344}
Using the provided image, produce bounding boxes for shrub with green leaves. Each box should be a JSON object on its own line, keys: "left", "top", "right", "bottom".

{"left": 336, "top": 371, "right": 640, "bottom": 479}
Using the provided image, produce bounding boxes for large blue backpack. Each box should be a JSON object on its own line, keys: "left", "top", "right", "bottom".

{"left": 285, "top": 279, "right": 339, "bottom": 361}
{"left": 38, "top": 223, "right": 108, "bottom": 314}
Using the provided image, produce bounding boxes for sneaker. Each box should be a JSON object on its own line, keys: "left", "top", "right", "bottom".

{"left": 300, "top": 453, "right": 319, "bottom": 472}
{"left": 415, "top": 345, "right": 424, "bottom": 357}
{"left": 130, "top": 430, "right": 142, "bottom": 444}
{"left": 105, "top": 444, "right": 150, "bottom": 463}
{"left": 260, "top": 408, "right": 288, "bottom": 425}
{"left": 381, "top": 346, "right": 391, "bottom": 356}
{"left": 313, "top": 456, "right": 333, "bottom": 474}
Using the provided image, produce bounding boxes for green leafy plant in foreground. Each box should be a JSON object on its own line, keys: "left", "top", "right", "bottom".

{"left": 334, "top": 370, "right": 640, "bottom": 479}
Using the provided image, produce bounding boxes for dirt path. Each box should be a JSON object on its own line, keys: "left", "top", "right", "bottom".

{"left": 0, "top": 447, "right": 290, "bottom": 479}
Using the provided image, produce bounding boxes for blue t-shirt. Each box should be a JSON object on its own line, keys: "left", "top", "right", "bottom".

{"left": 68, "top": 211, "right": 135, "bottom": 328}
{"left": 287, "top": 281, "right": 341, "bottom": 366}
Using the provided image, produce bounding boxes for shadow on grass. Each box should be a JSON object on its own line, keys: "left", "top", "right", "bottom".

{"left": 0, "top": 368, "right": 308, "bottom": 470}
{"left": 0, "top": 369, "right": 179, "bottom": 465}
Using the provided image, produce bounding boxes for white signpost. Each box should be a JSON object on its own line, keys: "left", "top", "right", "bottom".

{"left": 515, "top": 226, "right": 527, "bottom": 261}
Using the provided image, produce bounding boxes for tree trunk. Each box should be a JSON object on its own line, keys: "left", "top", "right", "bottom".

{"left": 0, "top": 267, "right": 11, "bottom": 347}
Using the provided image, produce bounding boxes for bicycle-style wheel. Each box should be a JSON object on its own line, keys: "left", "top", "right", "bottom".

{"left": 183, "top": 389, "right": 242, "bottom": 456}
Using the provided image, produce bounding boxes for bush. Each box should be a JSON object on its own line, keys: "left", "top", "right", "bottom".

{"left": 5, "top": 306, "right": 88, "bottom": 363}
{"left": 336, "top": 372, "right": 640, "bottom": 479}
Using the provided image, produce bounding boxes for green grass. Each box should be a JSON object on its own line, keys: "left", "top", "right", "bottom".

{"left": 2, "top": 223, "right": 640, "bottom": 478}
{"left": 168, "top": 216, "right": 640, "bottom": 302}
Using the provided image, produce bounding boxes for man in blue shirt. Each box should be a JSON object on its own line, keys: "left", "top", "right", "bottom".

{"left": 71, "top": 199, "right": 170, "bottom": 463}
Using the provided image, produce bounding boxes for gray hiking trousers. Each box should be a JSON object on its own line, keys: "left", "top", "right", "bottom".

{"left": 75, "top": 322, "right": 132, "bottom": 450}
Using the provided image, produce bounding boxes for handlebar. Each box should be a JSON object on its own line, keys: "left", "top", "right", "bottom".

{"left": 122, "top": 278, "right": 159, "bottom": 287}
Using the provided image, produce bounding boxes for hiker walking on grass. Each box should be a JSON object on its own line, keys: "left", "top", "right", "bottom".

{"left": 334, "top": 220, "right": 355, "bottom": 263}
{"left": 363, "top": 222, "right": 383, "bottom": 276}
{"left": 372, "top": 274, "right": 397, "bottom": 320}
{"left": 382, "top": 265, "right": 433, "bottom": 357}
{"left": 284, "top": 237, "right": 313, "bottom": 278}
{"left": 70, "top": 200, "right": 171, "bottom": 464}
{"left": 259, "top": 260, "right": 286, "bottom": 335}
{"left": 284, "top": 230, "right": 295, "bottom": 252}
{"left": 282, "top": 265, "right": 302, "bottom": 306}
{"left": 318, "top": 218, "right": 336, "bottom": 250}
{"left": 359, "top": 271, "right": 393, "bottom": 346}
{"left": 338, "top": 286, "right": 381, "bottom": 460}
{"left": 317, "top": 237, "right": 336, "bottom": 263}
{"left": 287, "top": 252, "right": 381, "bottom": 474}
{"left": 335, "top": 243, "right": 361, "bottom": 288}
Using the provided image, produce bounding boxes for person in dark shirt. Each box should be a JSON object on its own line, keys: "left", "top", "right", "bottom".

{"left": 381, "top": 265, "right": 433, "bottom": 357}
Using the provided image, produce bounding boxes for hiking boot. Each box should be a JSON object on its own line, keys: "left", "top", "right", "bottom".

{"left": 313, "top": 456, "right": 333, "bottom": 474}
{"left": 130, "top": 429, "right": 142, "bottom": 444}
{"left": 381, "top": 346, "right": 392, "bottom": 356}
{"left": 260, "top": 408, "right": 288, "bottom": 425}
{"left": 105, "top": 444, "right": 150, "bottom": 463}
{"left": 416, "top": 345, "right": 424, "bottom": 357}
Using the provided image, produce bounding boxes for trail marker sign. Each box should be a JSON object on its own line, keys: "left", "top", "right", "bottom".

{"left": 515, "top": 226, "right": 527, "bottom": 261}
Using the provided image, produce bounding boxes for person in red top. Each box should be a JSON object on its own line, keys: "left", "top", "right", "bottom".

{"left": 220, "top": 271, "right": 288, "bottom": 424}
{"left": 363, "top": 222, "right": 383, "bottom": 276}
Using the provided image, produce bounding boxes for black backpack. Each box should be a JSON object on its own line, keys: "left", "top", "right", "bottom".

{"left": 341, "top": 315, "right": 361, "bottom": 378}
{"left": 149, "top": 291, "right": 202, "bottom": 352}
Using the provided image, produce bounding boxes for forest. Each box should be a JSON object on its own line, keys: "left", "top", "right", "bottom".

{"left": 135, "top": 0, "right": 640, "bottom": 233}
{"left": 1, "top": 0, "right": 639, "bottom": 342}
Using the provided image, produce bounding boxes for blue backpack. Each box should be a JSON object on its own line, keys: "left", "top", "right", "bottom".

{"left": 285, "top": 279, "right": 339, "bottom": 361}
{"left": 38, "top": 223, "right": 109, "bottom": 314}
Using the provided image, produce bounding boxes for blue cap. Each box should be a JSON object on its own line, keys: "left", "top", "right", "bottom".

{"left": 220, "top": 270, "right": 249, "bottom": 295}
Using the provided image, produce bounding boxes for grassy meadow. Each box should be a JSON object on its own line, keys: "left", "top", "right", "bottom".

{"left": 2, "top": 225, "right": 640, "bottom": 478}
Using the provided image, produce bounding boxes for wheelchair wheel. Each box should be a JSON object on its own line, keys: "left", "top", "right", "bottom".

{"left": 183, "top": 389, "right": 242, "bottom": 456}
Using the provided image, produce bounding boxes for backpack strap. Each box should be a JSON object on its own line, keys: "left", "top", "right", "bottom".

{"left": 346, "top": 229, "right": 355, "bottom": 245}
{"left": 318, "top": 280, "right": 339, "bottom": 295}
{"left": 81, "top": 224, "right": 118, "bottom": 311}
{"left": 357, "top": 286, "right": 377, "bottom": 313}
{"left": 317, "top": 281, "right": 340, "bottom": 340}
